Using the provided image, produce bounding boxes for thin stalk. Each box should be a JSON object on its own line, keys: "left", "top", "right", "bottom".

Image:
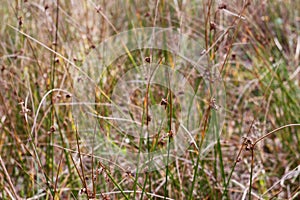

{"left": 253, "top": 124, "right": 300, "bottom": 146}
{"left": 134, "top": 57, "right": 162, "bottom": 199}
{"left": 188, "top": 138, "right": 205, "bottom": 200}
{"left": 0, "top": 156, "right": 20, "bottom": 200}
{"left": 248, "top": 149, "right": 254, "bottom": 200}
{"left": 220, "top": 1, "right": 250, "bottom": 74}
{"left": 164, "top": 63, "right": 173, "bottom": 199}
{"left": 75, "top": 127, "right": 89, "bottom": 199}
{"left": 140, "top": 174, "right": 148, "bottom": 200}
{"left": 222, "top": 120, "right": 255, "bottom": 199}
{"left": 53, "top": 150, "right": 64, "bottom": 199}
{"left": 188, "top": 101, "right": 211, "bottom": 200}
{"left": 54, "top": 111, "right": 72, "bottom": 183}
{"left": 49, "top": 0, "right": 60, "bottom": 185}
{"left": 216, "top": 134, "right": 226, "bottom": 188}
{"left": 98, "top": 162, "right": 129, "bottom": 200}
{"left": 247, "top": 123, "right": 300, "bottom": 199}
{"left": 92, "top": 125, "right": 96, "bottom": 198}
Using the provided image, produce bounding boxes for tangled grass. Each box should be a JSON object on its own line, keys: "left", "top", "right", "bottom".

{"left": 0, "top": 0, "right": 299, "bottom": 199}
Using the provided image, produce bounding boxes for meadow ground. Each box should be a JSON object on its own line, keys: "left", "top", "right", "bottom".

{"left": 0, "top": 0, "right": 300, "bottom": 199}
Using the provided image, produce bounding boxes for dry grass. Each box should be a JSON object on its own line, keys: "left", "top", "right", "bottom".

{"left": 0, "top": 0, "right": 299, "bottom": 199}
